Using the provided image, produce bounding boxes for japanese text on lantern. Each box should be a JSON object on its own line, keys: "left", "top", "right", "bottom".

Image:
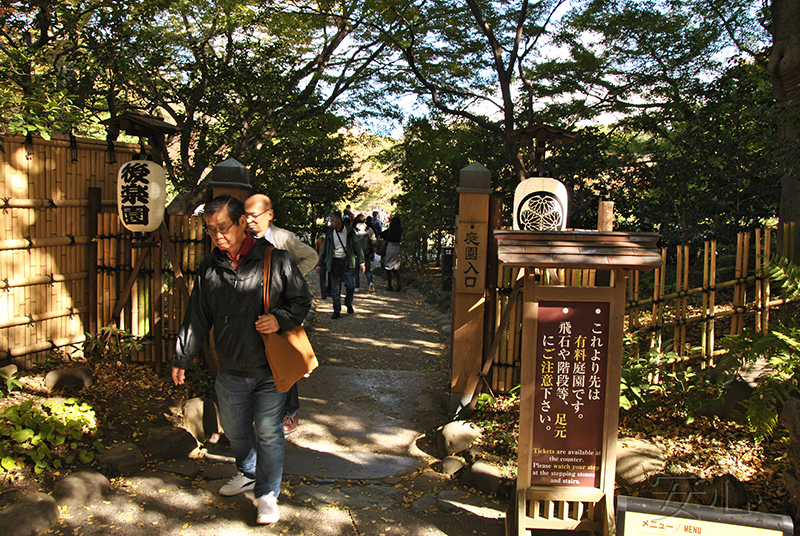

{"left": 120, "top": 162, "right": 152, "bottom": 226}
{"left": 455, "top": 222, "right": 487, "bottom": 293}
{"left": 531, "top": 301, "right": 609, "bottom": 487}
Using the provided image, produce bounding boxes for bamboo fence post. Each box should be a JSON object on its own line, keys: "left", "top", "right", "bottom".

{"left": 492, "top": 264, "right": 505, "bottom": 392}
{"left": 507, "top": 268, "right": 521, "bottom": 391}
{"left": 755, "top": 228, "right": 763, "bottom": 333}
{"left": 498, "top": 266, "right": 512, "bottom": 391}
{"left": 511, "top": 276, "right": 523, "bottom": 390}
{"left": 651, "top": 248, "right": 666, "bottom": 353}
{"left": 742, "top": 232, "right": 751, "bottom": 334}
{"left": 708, "top": 240, "right": 717, "bottom": 365}
{"left": 88, "top": 190, "right": 100, "bottom": 334}
{"left": 110, "top": 215, "right": 119, "bottom": 331}
{"left": 764, "top": 228, "right": 772, "bottom": 331}
{"left": 681, "top": 245, "right": 689, "bottom": 356}
{"left": 103, "top": 213, "right": 112, "bottom": 329}
{"left": 781, "top": 223, "right": 794, "bottom": 324}
{"left": 730, "top": 233, "right": 744, "bottom": 335}
{"left": 123, "top": 228, "right": 133, "bottom": 333}
{"left": 702, "top": 242, "right": 710, "bottom": 361}
{"left": 672, "top": 246, "right": 686, "bottom": 356}
{"left": 153, "top": 232, "right": 163, "bottom": 372}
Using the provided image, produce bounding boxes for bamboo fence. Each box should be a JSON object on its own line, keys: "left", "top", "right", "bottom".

{"left": 485, "top": 227, "right": 795, "bottom": 394}
{"left": 0, "top": 134, "right": 207, "bottom": 370}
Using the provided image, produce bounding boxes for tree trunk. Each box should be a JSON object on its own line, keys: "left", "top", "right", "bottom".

{"left": 769, "top": 0, "right": 800, "bottom": 260}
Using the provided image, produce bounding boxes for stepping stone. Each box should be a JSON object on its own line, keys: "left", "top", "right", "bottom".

{"left": 284, "top": 448, "right": 418, "bottom": 480}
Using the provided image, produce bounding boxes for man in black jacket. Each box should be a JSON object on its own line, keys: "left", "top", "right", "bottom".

{"left": 172, "top": 195, "right": 312, "bottom": 525}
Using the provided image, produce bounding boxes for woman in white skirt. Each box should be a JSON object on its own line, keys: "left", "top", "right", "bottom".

{"left": 381, "top": 215, "right": 403, "bottom": 291}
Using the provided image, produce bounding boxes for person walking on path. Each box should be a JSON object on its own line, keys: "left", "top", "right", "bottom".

{"left": 244, "top": 194, "right": 318, "bottom": 276}
{"left": 244, "top": 193, "right": 317, "bottom": 434}
{"left": 371, "top": 211, "right": 383, "bottom": 235}
{"left": 172, "top": 195, "right": 313, "bottom": 525}
{"left": 316, "top": 210, "right": 364, "bottom": 319}
{"left": 381, "top": 215, "right": 403, "bottom": 291}
{"left": 354, "top": 213, "right": 378, "bottom": 293}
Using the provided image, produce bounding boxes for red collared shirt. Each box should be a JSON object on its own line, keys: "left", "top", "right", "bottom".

{"left": 226, "top": 231, "right": 256, "bottom": 271}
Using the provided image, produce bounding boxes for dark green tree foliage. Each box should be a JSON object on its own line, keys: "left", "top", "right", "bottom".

{"left": 1, "top": 1, "right": 387, "bottom": 221}
{"left": 547, "top": 58, "right": 780, "bottom": 251}
{"left": 384, "top": 118, "right": 514, "bottom": 265}
{"left": 244, "top": 114, "right": 361, "bottom": 241}
{"left": 531, "top": 0, "right": 768, "bottom": 123}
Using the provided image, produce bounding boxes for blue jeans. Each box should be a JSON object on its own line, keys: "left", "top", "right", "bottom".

{"left": 284, "top": 383, "right": 299, "bottom": 418}
{"left": 330, "top": 257, "right": 354, "bottom": 313}
{"left": 365, "top": 256, "right": 374, "bottom": 286}
{"left": 215, "top": 371, "right": 287, "bottom": 498}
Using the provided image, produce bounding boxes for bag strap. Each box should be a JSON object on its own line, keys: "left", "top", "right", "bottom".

{"left": 263, "top": 245, "right": 274, "bottom": 312}
{"left": 334, "top": 227, "right": 347, "bottom": 250}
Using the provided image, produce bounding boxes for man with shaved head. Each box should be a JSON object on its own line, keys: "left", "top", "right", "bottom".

{"left": 245, "top": 193, "right": 318, "bottom": 434}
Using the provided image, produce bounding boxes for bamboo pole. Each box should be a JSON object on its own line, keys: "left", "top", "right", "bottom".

{"left": 740, "top": 232, "right": 750, "bottom": 335}
{"left": 708, "top": 240, "right": 717, "bottom": 365}
{"left": 730, "top": 233, "right": 744, "bottom": 335}
{"left": 492, "top": 264, "right": 505, "bottom": 392}
{"left": 755, "top": 228, "right": 763, "bottom": 333}
{"left": 498, "top": 266, "right": 511, "bottom": 391}
{"left": 0, "top": 307, "right": 90, "bottom": 329}
{"left": 508, "top": 276, "right": 521, "bottom": 390}
{"left": 682, "top": 245, "right": 689, "bottom": 354}
{"left": 702, "top": 242, "right": 710, "bottom": 360}
{"left": 106, "top": 212, "right": 115, "bottom": 329}
{"left": 654, "top": 248, "right": 667, "bottom": 352}
{"left": 764, "top": 228, "right": 772, "bottom": 331}
{"left": 674, "top": 246, "right": 683, "bottom": 355}
{"left": 123, "top": 227, "right": 133, "bottom": 332}
{"left": 0, "top": 272, "right": 88, "bottom": 289}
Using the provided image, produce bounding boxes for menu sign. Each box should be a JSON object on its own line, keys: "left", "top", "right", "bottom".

{"left": 531, "top": 301, "right": 609, "bottom": 487}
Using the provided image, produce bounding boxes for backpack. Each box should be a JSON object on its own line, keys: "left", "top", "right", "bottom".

{"left": 356, "top": 224, "right": 373, "bottom": 257}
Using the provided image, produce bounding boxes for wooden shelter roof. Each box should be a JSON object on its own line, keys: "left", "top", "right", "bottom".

{"left": 495, "top": 230, "right": 661, "bottom": 270}
{"left": 508, "top": 124, "right": 576, "bottom": 146}
{"left": 101, "top": 111, "right": 182, "bottom": 136}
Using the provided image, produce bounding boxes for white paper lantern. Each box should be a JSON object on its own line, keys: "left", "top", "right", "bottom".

{"left": 117, "top": 159, "right": 166, "bottom": 233}
{"left": 512, "top": 177, "right": 569, "bottom": 231}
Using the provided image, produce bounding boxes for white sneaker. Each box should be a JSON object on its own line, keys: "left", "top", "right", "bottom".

{"left": 219, "top": 472, "right": 255, "bottom": 496}
{"left": 369, "top": 283, "right": 375, "bottom": 293}
{"left": 257, "top": 492, "right": 279, "bottom": 524}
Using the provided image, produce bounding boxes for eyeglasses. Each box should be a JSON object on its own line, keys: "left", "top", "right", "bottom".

{"left": 204, "top": 220, "right": 238, "bottom": 236}
{"left": 245, "top": 209, "right": 271, "bottom": 220}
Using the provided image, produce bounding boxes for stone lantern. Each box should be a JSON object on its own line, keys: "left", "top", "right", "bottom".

{"left": 208, "top": 158, "right": 252, "bottom": 202}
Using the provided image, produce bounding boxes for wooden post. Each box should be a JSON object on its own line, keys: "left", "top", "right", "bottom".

{"left": 153, "top": 235, "right": 164, "bottom": 372}
{"left": 483, "top": 197, "right": 503, "bottom": 393}
{"left": 450, "top": 163, "right": 491, "bottom": 418}
{"left": 596, "top": 201, "right": 614, "bottom": 286}
{"left": 87, "top": 187, "right": 101, "bottom": 335}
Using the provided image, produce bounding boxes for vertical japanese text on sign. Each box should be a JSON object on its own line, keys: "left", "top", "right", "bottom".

{"left": 120, "top": 162, "right": 152, "bottom": 227}
{"left": 116, "top": 159, "right": 166, "bottom": 233}
{"left": 455, "top": 222, "right": 487, "bottom": 293}
{"left": 530, "top": 301, "right": 610, "bottom": 488}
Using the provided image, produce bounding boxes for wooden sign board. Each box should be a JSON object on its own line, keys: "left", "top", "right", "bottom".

{"left": 617, "top": 497, "right": 792, "bottom": 536}
{"left": 530, "top": 301, "right": 610, "bottom": 488}
{"left": 455, "top": 222, "right": 487, "bottom": 293}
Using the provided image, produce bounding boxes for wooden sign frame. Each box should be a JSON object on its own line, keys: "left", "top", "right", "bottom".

{"left": 513, "top": 269, "right": 627, "bottom": 536}
{"left": 616, "top": 496, "right": 793, "bottom": 536}
{"left": 494, "top": 230, "right": 661, "bottom": 536}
